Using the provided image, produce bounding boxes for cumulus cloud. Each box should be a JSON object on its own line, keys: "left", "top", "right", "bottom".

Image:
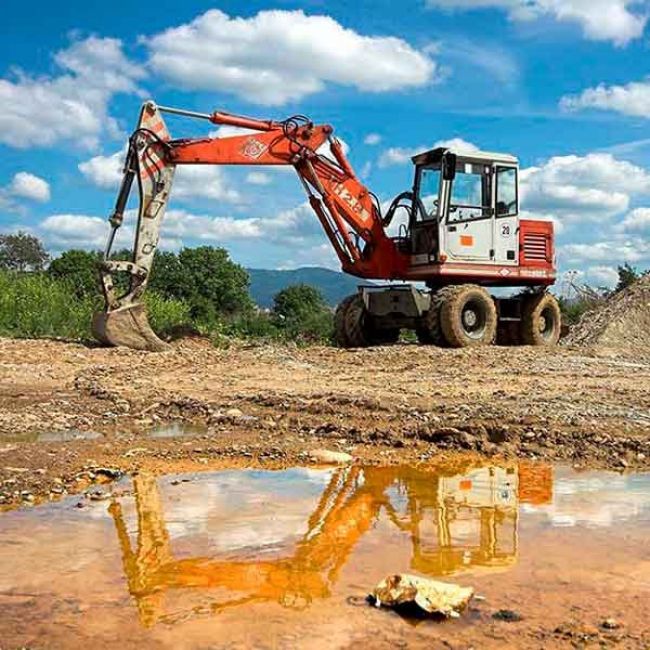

{"left": 560, "top": 239, "right": 649, "bottom": 264}
{"left": 79, "top": 148, "right": 242, "bottom": 203}
{"left": 618, "top": 207, "right": 650, "bottom": 233}
{"left": 378, "top": 137, "right": 479, "bottom": 167}
{"left": 38, "top": 200, "right": 323, "bottom": 252}
{"left": 246, "top": 172, "right": 271, "bottom": 185}
{"left": 426, "top": 0, "right": 647, "bottom": 45}
{"left": 561, "top": 78, "right": 650, "bottom": 118}
{"left": 520, "top": 153, "right": 650, "bottom": 226}
{"left": 7, "top": 172, "right": 50, "bottom": 202}
{"left": 585, "top": 265, "right": 620, "bottom": 287}
{"left": 364, "top": 133, "right": 382, "bottom": 146}
{"left": 0, "top": 36, "right": 144, "bottom": 149}
{"left": 144, "top": 9, "right": 437, "bottom": 105}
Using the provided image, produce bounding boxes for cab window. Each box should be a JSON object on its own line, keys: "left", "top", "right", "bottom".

{"left": 418, "top": 167, "right": 441, "bottom": 220}
{"left": 496, "top": 167, "right": 517, "bottom": 217}
{"left": 448, "top": 164, "right": 491, "bottom": 223}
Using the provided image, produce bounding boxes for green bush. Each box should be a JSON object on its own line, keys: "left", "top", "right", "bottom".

{"left": 271, "top": 284, "right": 333, "bottom": 343}
{"left": 0, "top": 271, "right": 97, "bottom": 339}
{"left": 47, "top": 249, "right": 102, "bottom": 298}
{"left": 143, "top": 292, "right": 193, "bottom": 337}
{"left": 0, "top": 271, "right": 191, "bottom": 341}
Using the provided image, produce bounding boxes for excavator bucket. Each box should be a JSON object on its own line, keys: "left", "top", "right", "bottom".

{"left": 92, "top": 304, "right": 170, "bottom": 352}
{"left": 93, "top": 101, "right": 176, "bottom": 352}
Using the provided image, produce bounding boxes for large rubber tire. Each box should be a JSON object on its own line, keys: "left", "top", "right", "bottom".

{"left": 521, "top": 292, "right": 561, "bottom": 346}
{"left": 334, "top": 294, "right": 358, "bottom": 348}
{"left": 340, "top": 294, "right": 399, "bottom": 348}
{"left": 416, "top": 287, "right": 453, "bottom": 346}
{"left": 440, "top": 285, "right": 497, "bottom": 348}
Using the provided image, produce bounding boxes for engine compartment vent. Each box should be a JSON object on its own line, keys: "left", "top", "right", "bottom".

{"left": 523, "top": 232, "right": 548, "bottom": 262}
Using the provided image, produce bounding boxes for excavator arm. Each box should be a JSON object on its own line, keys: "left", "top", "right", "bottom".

{"left": 93, "top": 101, "right": 407, "bottom": 351}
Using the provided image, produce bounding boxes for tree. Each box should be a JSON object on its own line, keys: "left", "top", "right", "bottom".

{"left": 615, "top": 263, "right": 640, "bottom": 293}
{"left": 149, "top": 251, "right": 185, "bottom": 298}
{"left": 47, "top": 249, "right": 102, "bottom": 298}
{"left": 272, "top": 284, "right": 327, "bottom": 322}
{"left": 272, "top": 284, "right": 333, "bottom": 341}
{"left": 0, "top": 232, "right": 49, "bottom": 272}
{"left": 175, "top": 247, "right": 253, "bottom": 323}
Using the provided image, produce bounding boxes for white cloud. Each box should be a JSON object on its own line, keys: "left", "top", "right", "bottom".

{"left": 40, "top": 214, "right": 126, "bottom": 248}
{"left": 520, "top": 153, "right": 650, "bottom": 226}
{"left": 585, "top": 265, "right": 619, "bottom": 287}
{"left": 7, "top": 172, "right": 50, "bottom": 202}
{"left": 426, "top": 0, "right": 647, "bottom": 45}
{"left": 378, "top": 137, "right": 479, "bottom": 167}
{"left": 0, "top": 37, "right": 143, "bottom": 149}
{"left": 364, "top": 133, "right": 382, "bottom": 146}
{"left": 172, "top": 166, "right": 242, "bottom": 204}
{"left": 79, "top": 148, "right": 242, "bottom": 204}
{"left": 38, "top": 201, "right": 322, "bottom": 252}
{"left": 618, "top": 207, "right": 650, "bottom": 233}
{"left": 246, "top": 172, "right": 271, "bottom": 185}
{"left": 433, "top": 138, "right": 480, "bottom": 154}
{"left": 560, "top": 239, "right": 649, "bottom": 264}
{"left": 78, "top": 147, "right": 126, "bottom": 189}
{"left": 378, "top": 146, "right": 426, "bottom": 167}
{"left": 144, "top": 9, "right": 437, "bottom": 105}
{"left": 561, "top": 79, "right": 650, "bottom": 118}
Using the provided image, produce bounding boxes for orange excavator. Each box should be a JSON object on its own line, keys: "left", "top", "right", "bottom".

{"left": 93, "top": 101, "right": 559, "bottom": 351}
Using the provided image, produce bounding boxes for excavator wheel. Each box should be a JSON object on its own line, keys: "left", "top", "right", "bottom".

{"left": 337, "top": 294, "right": 398, "bottom": 348}
{"left": 439, "top": 284, "right": 497, "bottom": 348}
{"left": 333, "top": 294, "right": 358, "bottom": 347}
{"left": 521, "top": 292, "right": 561, "bottom": 346}
{"left": 416, "top": 287, "right": 453, "bottom": 346}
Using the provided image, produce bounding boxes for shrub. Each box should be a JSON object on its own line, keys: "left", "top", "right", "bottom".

{"left": 143, "top": 292, "right": 193, "bottom": 337}
{"left": 0, "top": 272, "right": 97, "bottom": 339}
{"left": 271, "top": 284, "right": 333, "bottom": 343}
{"left": 47, "top": 249, "right": 102, "bottom": 298}
{"left": 0, "top": 271, "right": 192, "bottom": 341}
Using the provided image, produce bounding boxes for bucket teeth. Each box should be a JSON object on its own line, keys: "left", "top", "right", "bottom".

{"left": 92, "top": 304, "right": 170, "bottom": 352}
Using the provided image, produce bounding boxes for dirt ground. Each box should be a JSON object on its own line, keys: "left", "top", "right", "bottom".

{"left": 1, "top": 336, "right": 649, "bottom": 508}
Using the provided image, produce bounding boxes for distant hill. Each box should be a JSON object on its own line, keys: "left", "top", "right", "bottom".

{"left": 247, "top": 267, "right": 367, "bottom": 308}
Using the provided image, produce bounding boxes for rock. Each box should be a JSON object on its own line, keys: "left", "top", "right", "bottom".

{"left": 309, "top": 449, "right": 353, "bottom": 465}
{"left": 226, "top": 408, "right": 244, "bottom": 418}
{"left": 371, "top": 574, "right": 474, "bottom": 618}
{"left": 492, "top": 609, "right": 523, "bottom": 622}
{"left": 601, "top": 618, "right": 620, "bottom": 630}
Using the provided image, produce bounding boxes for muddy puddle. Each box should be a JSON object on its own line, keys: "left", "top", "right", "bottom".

{"left": 1, "top": 461, "right": 650, "bottom": 649}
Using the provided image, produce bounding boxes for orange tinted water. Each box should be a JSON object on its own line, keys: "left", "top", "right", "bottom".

{"left": 1, "top": 462, "right": 649, "bottom": 649}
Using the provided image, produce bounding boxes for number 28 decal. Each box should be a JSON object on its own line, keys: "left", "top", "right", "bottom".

{"left": 500, "top": 224, "right": 511, "bottom": 237}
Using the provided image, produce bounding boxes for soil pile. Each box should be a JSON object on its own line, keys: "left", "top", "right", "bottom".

{"left": 564, "top": 275, "right": 650, "bottom": 350}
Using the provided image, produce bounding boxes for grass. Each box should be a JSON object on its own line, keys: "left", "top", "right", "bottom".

{"left": 0, "top": 272, "right": 192, "bottom": 341}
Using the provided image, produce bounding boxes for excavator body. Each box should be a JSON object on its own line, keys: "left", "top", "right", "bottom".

{"left": 93, "top": 101, "right": 559, "bottom": 351}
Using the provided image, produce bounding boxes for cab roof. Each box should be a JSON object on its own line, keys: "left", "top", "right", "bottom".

{"left": 411, "top": 147, "right": 518, "bottom": 167}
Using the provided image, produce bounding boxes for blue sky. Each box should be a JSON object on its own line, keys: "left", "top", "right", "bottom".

{"left": 1, "top": 0, "right": 649, "bottom": 287}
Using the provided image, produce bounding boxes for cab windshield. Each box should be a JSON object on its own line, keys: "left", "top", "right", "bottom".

{"left": 418, "top": 168, "right": 441, "bottom": 220}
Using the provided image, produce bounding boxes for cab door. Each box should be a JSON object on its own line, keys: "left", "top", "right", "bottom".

{"left": 493, "top": 166, "right": 519, "bottom": 266}
{"left": 443, "top": 162, "right": 493, "bottom": 262}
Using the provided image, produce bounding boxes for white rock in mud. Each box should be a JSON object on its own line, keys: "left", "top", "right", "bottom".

{"left": 372, "top": 574, "right": 474, "bottom": 618}
{"left": 309, "top": 449, "right": 353, "bottom": 465}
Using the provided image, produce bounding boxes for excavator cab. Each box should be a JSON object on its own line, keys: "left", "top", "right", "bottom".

{"left": 408, "top": 147, "right": 520, "bottom": 267}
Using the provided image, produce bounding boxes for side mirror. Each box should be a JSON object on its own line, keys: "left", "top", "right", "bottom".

{"left": 442, "top": 153, "right": 457, "bottom": 181}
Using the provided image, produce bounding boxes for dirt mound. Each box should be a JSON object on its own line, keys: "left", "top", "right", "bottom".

{"left": 564, "top": 275, "right": 650, "bottom": 349}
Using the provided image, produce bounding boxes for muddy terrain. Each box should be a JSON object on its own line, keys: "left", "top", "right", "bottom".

{"left": 1, "top": 336, "right": 649, "bottom": 508}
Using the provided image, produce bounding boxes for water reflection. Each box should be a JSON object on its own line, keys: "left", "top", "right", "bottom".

{"left": 109, "top": 462, "right": 553, "bottom": 627}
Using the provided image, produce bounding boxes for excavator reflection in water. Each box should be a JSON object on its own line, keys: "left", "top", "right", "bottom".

{"left": 109, "top": 463, "right": 552, "bottom": 627}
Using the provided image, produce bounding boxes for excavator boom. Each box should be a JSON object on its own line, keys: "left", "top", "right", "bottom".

{"left": 93, "top": 101, "right": 405, "bottom": 351}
